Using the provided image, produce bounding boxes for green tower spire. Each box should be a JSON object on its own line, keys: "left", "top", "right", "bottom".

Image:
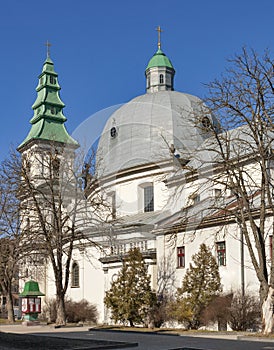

{"left": 18, "top": 53, "right": 79, "bottom": 150}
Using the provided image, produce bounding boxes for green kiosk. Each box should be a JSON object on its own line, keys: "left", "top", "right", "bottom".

{"left": 20, "top": 280, "right": 45, "bottom": 324}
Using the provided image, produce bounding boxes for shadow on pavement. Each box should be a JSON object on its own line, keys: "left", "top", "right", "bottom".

{"left": 0, "top": 332, "right": 138, "bottom": 349}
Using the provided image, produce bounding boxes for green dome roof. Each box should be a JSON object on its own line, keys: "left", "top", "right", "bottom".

{"left": 20, "top": 280, "right": 45, "bottom": 296}
{"left": 146, "top": 48, "right": 174, "bottom": 70}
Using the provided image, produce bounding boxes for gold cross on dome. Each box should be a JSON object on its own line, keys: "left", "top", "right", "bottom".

{"left": 156, "top": 26, "right": 163, "bottom": 49}
{"left": 45, "top": 40, "right": 52, "bottom": 58}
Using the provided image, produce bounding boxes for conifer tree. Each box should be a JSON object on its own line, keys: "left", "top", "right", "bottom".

{"left": 177, "top": 243, "right": 222, "bottom": 329}
{"left": 104, "top": 248, "right": 156, "bottom": 327}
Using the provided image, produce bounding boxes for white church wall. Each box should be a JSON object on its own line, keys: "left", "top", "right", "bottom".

{"left": 156, "top": 222, "right": 260, "bottom": 298}
{"left": 116, "top": 181, "right": 138, "bottom": 215}
{"left": 114, "top": 173, "right": 170, "bottom": 216}
{"left": 41, "top": 245, "right": 106, "bottom": 323}
{"left": 67, "top": 246, "right": 106, "bottom": 323}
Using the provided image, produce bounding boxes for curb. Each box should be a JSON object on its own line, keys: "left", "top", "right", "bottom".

{"left": 237, "top": 335, "right": 274, "bottom": 342}
{"left": 89, "top": 328, "right": 181, "bottom": 337}
{"left": 89, "top": 328, "right": 274, "bottom": 343}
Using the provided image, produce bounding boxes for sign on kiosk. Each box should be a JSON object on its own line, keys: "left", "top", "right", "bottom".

{"left": 21, "top": 297, "right": 41, "bottom": 313}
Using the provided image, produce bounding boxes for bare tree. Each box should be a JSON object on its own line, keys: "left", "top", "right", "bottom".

{"left": 186, "top": 48, "right": 274, "bottom": 333}
{"left": 0, "top": 237, "right": 19, "bottom": 322}
{"left": 228, "top": 290, "right": 260, "bottom": 331}
{"left": 18, "top": 144, "right": 110, "bottom": 325}
{"left": 0, "top": 152, "right": 27, "bottom": 322}
{"left": 148, "top": 254, "right": 177, "bottom": 328}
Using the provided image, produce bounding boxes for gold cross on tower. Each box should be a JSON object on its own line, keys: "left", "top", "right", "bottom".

{"left": 45, "top": 40, "right": 52, "bottom": 58}
{"left": 156, "top": 25, "right": 163, "bottom": 49}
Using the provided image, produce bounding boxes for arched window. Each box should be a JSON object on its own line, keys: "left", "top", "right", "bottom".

{"left": 159, "top": 74, "right": 164, "bottom": 84}
{"left": 71, "top": 262, "right": 79, "bottom": 287}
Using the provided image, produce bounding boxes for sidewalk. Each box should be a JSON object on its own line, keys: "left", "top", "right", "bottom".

{"left": 0, "top": 323, "right": 91, "bottom": 334}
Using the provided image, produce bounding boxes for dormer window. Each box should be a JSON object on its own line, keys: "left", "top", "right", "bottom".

{"left": 159, "top": 74, "right": 164, "bottom": 84}
{"left": 193, "top": 194, "right": 200, "bottom": 204}
{"left": 214, "top": 188, "right": 222, "bottom": 199}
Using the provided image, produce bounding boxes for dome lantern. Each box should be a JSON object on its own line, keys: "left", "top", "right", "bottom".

{"left": 145, "top": 26, "right": 175, "bottom": 94}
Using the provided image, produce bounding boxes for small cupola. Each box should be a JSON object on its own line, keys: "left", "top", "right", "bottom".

{"left": 145, "top": 26, "right": 175, "bottom": 93}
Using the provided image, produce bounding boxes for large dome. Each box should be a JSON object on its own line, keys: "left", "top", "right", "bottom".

{"left": 96, "top": 90, "right": 216, "bottom": 177}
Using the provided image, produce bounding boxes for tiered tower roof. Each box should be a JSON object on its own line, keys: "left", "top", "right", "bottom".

{"left": 18, "top": 52, "right": 78, "bottom": 150}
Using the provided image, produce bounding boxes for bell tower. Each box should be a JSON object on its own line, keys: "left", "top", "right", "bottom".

{"left": 17, "top": 44, "right": 79, "bottom": 178}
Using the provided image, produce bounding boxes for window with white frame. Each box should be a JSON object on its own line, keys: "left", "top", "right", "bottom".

{"left": 177, "top": 246, "right": 185, "bottom": 268}
{"left": 216, "top": 241, "right": 226, "bottom": 266}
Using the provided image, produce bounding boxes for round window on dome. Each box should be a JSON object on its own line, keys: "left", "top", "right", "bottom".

{"left": 110, "top": 127, "right": 117, "bottom": 138}
{"left": 201, "top": 116, "right": 211, "bottom": 130}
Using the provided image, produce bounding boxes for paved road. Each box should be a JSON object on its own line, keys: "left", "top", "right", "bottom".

{"left": 34, "top": 329, "right": 274, "bottom": 350}
{"left": 2, "top": 325, "right": 274, "bottom": 350}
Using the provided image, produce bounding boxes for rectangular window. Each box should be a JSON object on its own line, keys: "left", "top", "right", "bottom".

{"left": 270, "top": 236, "right": 273, "bottom": 260}
{"left": 216, "top": 241, "right": 226, "bottom": 266}
{"left": 112, "top": 192, "right": 116, "bottom": 219}
{"left": 177, "top": 246, "right": 185, "bottom": 268}
{"left": 144, "top": 185, "right": 154, "bottom": 212}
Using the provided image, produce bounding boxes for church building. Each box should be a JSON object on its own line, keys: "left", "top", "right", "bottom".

{"left": 18, "top": 34, "right": 267, "bottom": 325}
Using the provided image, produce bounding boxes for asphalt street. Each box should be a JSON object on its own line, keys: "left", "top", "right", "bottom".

{"left": 1, "top": 325, "right": 274, "bottom": 350}
{"left": 33, "top": 329, "right": 274, "bottom": 350}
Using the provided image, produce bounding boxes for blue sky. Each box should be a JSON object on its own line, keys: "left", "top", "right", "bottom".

{"left": 1, "top": 0, "right": 274, "bottom": 161}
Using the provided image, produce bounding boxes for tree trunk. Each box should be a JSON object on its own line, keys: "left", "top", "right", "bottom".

{"left": 262, "top": 286, "right": 274, "bottom": 334}
{"left": 6, "top": 291, "right": 14, "bottom": 323}
{"left": 129, "top": 319, "right": 134, "bottom": 327}
{"left": 55, "top": 295, "right": 66, "bottom": 325}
